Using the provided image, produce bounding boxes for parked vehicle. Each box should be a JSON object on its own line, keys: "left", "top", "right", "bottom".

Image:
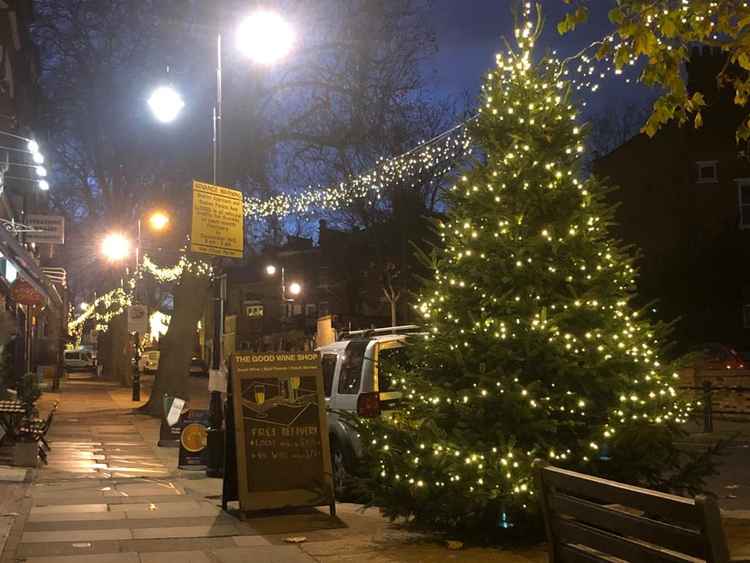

{"left": 693, "top": 343, "right": 745, "bottom": 371}
{"left": 317, "top": 325, "right": 421, "bottom": 495}
{"left": 138, "top": 349, "right": 160, "bottom": 374}
{"left": 189, "top": 356, "right": 208, "bottom": 377}
{"left": 63, "top": 349, "right": 95, "bottom": 372}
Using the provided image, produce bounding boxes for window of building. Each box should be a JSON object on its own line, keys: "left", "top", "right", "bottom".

{"left": 738, "top": 180, "right": 750, "bottom": 229}
{"left": 321, "top": 353, "right": 337, "bottom": 397}
{"left": 305, "top": 303, "right": 317, "bottom": 318}
{"left": 744, "top": 305, "right": 750, "bottom": 329}
{"left": 696, "top": 160, "right": 718, "bottom": 184}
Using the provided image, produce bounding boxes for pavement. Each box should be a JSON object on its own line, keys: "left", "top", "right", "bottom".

{"left": 2, "top": 373, "right": 750, "bottom": 561}
{"left": 0, "top": 371, "right": 549, "bottom": 563}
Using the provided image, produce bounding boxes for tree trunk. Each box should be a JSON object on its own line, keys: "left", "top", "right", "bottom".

{"left": 140, "top": 271, "right": 211, "bottom": 417}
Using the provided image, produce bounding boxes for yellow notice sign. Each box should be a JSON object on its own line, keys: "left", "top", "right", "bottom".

{"left": 191, "top": 181, "right": 244, "bottom": 258}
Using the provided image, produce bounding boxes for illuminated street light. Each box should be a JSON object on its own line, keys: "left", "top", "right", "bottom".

{"left": 265, "top": 264, "right": 277, "bottom": 276}
{"left": 148, "top": 86, "right": 185, "bottom": 123}
{"left": 288, "top": 282, "right": 302, "bottom": 296}
{"left": 32, "top": 152, "right": 44, "bottom": 164}
{"left": 147, "top": 210, "right": 170, "bottom": 232}
{"left": 35, "top": 166, "right": 47, "bottom": 177}
{"left": 38, "top": 180, "right": 49, "bottom": 191}
{"left": 236, "top": 10, "right": 295, "bottom": 65}
{"left": 27, "top": 140, "right": 39, "bottom": 153}
{"left": 101, "top": 232, "right": 131, "bottom": 262}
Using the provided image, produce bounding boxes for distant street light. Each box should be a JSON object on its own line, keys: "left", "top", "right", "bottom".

{"left": 36, "top": 166, "right": 47, "bottom": 177}
{"left": 101, "top": 232, "right": 131, "bottom": 262}
{"left": 147, "top": 210, "right": 170, "bottom": 232}
{"left": 147, "top": 86, "right": 185, "bottom": 123}
{"left": 27, "top": 140, "right": 39, "bottom": 153}
{"left": 32, "top": 152, "right": 44, "bottom": 165}
{"left": 236, "top": 10, "right": 295, "bottom": 65}
{"left": 265, "top": 264, "right": 277, "bottom": 276}
{"left": 38, "top": 180, "right": 49, "bottom": 191}
{"left": 288, "top": 281, "right": 302, "bottom": 296}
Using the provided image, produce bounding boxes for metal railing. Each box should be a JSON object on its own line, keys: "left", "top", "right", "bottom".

{"left": 679, "top": 378, "right": 750, "bottom": 433}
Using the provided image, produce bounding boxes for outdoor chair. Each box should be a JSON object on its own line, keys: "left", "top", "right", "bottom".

{"left": 18, "top": 401, "right": 58, "bottom": 464}
{"left": 534, "top": 459, "right": 750, "bottom": 563}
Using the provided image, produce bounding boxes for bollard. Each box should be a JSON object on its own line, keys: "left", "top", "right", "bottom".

{"left": 702, "top": 380, "right": 713, "bottom": 433}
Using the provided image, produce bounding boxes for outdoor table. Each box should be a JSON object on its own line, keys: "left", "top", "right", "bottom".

{"left": 0, "top": 400, "right": 26, "bottom": 442}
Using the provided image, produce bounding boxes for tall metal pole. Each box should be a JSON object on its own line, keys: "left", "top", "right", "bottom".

{"left": 207, "top": 31, "right": 226, "bottom": 478}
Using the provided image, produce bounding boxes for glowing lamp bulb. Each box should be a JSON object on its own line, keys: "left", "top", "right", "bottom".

{"left": 236, "top": 10, "right": 295, "bottom": 65}
{"left": 148, "top": 86, "right": 185, "bottom": 124}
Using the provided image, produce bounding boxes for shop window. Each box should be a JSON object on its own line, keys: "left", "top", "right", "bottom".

{"left": 696, "top": 160, "right": 718, "bottom": 184}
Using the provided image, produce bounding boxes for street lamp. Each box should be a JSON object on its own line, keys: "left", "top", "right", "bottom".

{"left": 101, "top": 232, "right": 131, "bottom": 262}
{"left": 147, "top": 86, "right": 185, "bottom": 124}
{"left": 148, "top": 10, "right": 294, "bottom": 477}
{"left": 265, "top": 264, "right": 277, "bottom": 276}
{"left": 147, "top": 210, "right": 170, "bottom": 232}
{"left": 288, "top": 281, "right": 302, "bottom": 297}
{"left": 236, "top": 10, "right": 295, "bottom": 65}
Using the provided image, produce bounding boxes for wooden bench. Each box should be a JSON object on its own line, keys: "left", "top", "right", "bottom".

{"left": 18, "top": 401, "right": 58, "bottom": 464}
{"left": 534, "top": 459, "right": 749, "bottom": 563}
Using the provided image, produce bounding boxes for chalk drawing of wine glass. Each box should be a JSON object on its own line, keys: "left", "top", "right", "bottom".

{"left": 289, "top": 376, "right": 301, "bottom": 402}
{"left": 253, "top": 384, "right": 268, "bottom": 417}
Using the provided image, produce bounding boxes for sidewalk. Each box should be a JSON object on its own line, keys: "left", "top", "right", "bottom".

{"left": 0, "top": 372, "right": 549, "bottom": 562}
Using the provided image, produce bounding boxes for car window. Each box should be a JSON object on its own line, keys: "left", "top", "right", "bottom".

{"left": 321, "top": 354, "right": 337, "bottom": 398}
{"left": 66, "top": 352, "right": 79, "bottom": 360}
{"left": 377, "top": 346, "right": 410, "bottom": 392}
{"left": 338, "top": 340, "right": 368, "bottom": 394}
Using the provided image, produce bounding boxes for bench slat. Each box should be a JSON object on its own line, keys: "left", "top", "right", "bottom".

{"left": 550, "top": 492, "right": 705, "bottom": 558}
{"left": 559, "top": 544, "right": 621, "bottom": 563}
{"left": 554, "top": 518, "right": 701, "bottom": 563}
{"left": 543, "top": 465, "right": 700, "bottom": 525}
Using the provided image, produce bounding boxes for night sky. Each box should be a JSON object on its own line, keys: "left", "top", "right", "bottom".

{"left": 425, "top": 1, "right": 646, "bottom": 114}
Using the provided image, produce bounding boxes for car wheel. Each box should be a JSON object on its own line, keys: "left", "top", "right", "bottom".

{"left": 330, "top": 438, "right": 351, "bottom": 499}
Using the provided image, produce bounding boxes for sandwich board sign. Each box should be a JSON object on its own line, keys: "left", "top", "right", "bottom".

{"left": 190, "top": 181, "right": 244, "bottom": 258}
{"left": 229, "top": 352, "right": 334, "bottom": 514}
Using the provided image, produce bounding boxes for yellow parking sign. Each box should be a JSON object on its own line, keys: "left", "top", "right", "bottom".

{"left": 191, "top": 181, "right": 244, "bottom": 258}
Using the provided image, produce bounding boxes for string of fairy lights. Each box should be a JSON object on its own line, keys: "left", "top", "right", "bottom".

{"left": 68, "top": 254, "right": 213, "bottom": 343}
{"left": 69, "top": 117, "right": 474, "bottom": 340}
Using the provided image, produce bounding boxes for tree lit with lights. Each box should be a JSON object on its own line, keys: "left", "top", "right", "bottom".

{"left": 355, "top": 7, "right": 705, "bottom": 539}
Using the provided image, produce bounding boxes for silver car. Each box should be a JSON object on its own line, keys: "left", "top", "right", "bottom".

{"left": 317, "top": 325, "right": 420, "bottom": 494}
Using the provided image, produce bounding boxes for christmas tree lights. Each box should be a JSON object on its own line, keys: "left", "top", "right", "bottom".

{"left": 355, "top": 3, "right": 700, "bottom": 538}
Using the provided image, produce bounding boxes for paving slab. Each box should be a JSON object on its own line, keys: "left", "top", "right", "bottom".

{"left": 212, "top": 546, "right": 315, "bottom": 563}
{"left": 31, "top": 504, "right": 109, "bottom": 514}
{"left": 232, "top": 535, "right": 273, "bottom": 547}
{"left": 0, "top": 466, "right": 28, "bottom": 482}
{"left": 27, "top": 512, "right": 126, "bottom": 523}
{"left": 21, "top": 529, "right": 133, "bottom": 543}
{"left": 24, "top": 515, "right": 234, "bottom": 532}
{"left": 0, "top": 516, "right": 12, "bottom": 559}
{"left": 23, "top": 554, "right": 140, "bottom": 563}
{"left": 120, "top": 536, "right": 237, "bottom": 554}
{"left": 110, "top": 500, "right": 202, "bottom": 512}
{"left": 130, "top": 524, "right": 238, "bottom": 540}
{"left": 139, "top": 551, "right": 212, "bottom": 563}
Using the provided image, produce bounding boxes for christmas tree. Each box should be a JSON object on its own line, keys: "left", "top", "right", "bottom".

{"left": 356, "top": 8, "right": 707, "bottom": 539}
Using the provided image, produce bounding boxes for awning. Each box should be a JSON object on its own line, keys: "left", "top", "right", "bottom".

{"left": 0, "top": 225, "right": 63, "bottom": 313}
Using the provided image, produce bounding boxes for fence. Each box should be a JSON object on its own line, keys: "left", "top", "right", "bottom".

{"left": 678, "top": 369, "right": 750, "bottom": 433}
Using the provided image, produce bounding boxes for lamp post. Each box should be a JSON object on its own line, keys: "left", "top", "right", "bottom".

{"left": 148, "top": 10, "right": 294, "bottom": 477}
{"left": 101, "top": 210, "right": 170, "bottom": 401}
{"left": 266, "top": 265, "right": 302, "bottom": 349}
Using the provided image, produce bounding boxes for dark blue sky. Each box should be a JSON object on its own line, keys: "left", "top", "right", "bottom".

{"left": 425, "top": 0, "right": 647, "bottom": 113}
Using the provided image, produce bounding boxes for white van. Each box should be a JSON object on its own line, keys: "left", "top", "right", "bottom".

{"left": 317, "top": 325, "right": 421, "bottom": 494}
{"left": 63, "top": 349, "right": 95, "bottom": 371}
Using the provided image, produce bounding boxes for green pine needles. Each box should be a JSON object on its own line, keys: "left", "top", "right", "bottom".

{"left": 355, "top": 9, "right": 710, "bottom": 541}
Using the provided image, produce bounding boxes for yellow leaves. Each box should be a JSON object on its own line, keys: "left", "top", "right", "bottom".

{"left": 738, "top": 51, "right": 750, "bottom": 71}
{"left": 694, "top": 112, "right": 703, "bottom": 129}
{"left": 633, "top": 30, "right": 658, "bottom": 57}
{"left": 661, "top": 17, "right": 677, "bottom": 39}
{"left": 558, "top": 6, "right": 588, "bottom": 35}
